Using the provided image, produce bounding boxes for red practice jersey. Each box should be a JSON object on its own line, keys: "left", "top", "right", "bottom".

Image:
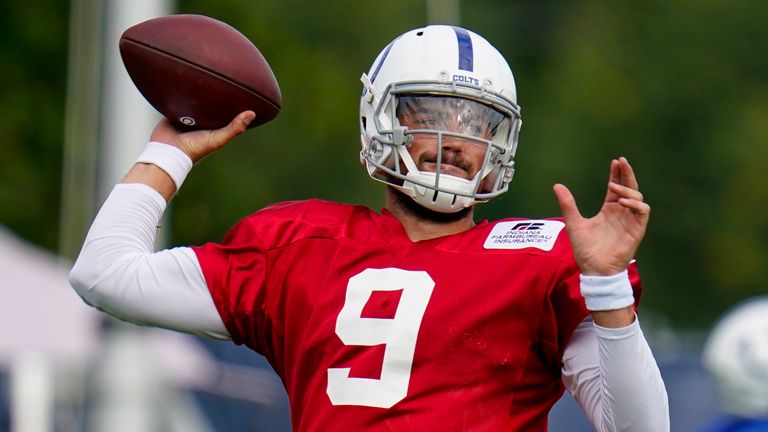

{"left": 192, "top": 199, "right": 642, "bottom": 431}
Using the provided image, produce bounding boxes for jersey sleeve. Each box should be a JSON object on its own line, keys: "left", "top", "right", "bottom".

{"left": 191, "top": 214, "right": 271, "bottom": 351}
{"left": 189, "top": 200, "right": 352, "bottom": 355}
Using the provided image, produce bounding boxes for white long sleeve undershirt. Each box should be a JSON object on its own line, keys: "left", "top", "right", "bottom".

{"left": 70, "top": 183, "right": 669, "bottom": 431}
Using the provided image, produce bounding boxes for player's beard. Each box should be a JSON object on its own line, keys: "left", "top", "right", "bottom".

{"left": 387, "top": 186, "right": 473, "bottom": 223}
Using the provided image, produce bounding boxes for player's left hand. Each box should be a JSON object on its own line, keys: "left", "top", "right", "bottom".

{"left": 553, "top": 157, "right": 650, "bottom": 276}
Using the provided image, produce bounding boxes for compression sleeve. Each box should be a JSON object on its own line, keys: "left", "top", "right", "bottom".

{"left": 562, "top": 316, "right": 669, "bottom": 431}
{"left": 69, "top": 183, "right": 230, "bottom": 339}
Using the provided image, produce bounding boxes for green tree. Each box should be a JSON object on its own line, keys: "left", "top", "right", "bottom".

{"left": 0, "top": 1, "right": 68, "bottom": 251}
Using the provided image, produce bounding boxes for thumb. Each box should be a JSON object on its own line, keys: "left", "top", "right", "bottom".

{"left": 210, "top": 110, "right": 256, "bottom": 145}
{"left": 553, "top": 183, "right": 583, "bottom": 223}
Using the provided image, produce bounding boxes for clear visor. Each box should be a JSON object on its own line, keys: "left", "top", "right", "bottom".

{"left": 396, "top": 95, "right": 510, "bottom": 144}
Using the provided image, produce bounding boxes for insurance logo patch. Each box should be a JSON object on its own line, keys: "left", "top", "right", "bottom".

{"left": 483, "top": 220, "right": 565, "bottom": 251}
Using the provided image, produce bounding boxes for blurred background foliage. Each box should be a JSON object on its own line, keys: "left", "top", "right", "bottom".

{"left": 1, "top": 0, "right": 766, "bottom": 330}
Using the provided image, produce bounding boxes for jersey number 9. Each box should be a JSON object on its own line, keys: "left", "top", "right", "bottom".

{"left": 327, "top": 268, "right": 435, "bottom": 408}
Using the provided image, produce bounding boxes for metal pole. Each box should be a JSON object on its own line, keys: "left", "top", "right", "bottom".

{"left": 59, "top": 0, "right": 103, "bottom": 259}
{"left": 98, "top": 0, "right": 171, "bottom": 202}
{"left": 91, "top": 3, "right": 176, "bottom": 432}
{"left": 10, "top": 353, "right": 53, "bottom": 432}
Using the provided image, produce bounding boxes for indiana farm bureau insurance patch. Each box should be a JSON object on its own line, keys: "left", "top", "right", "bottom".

{"left": 483, "top": 220, "right": 565, "bottom": 251}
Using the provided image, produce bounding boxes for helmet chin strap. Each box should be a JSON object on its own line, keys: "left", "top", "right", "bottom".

{"left": 396, "top": 145, "right": 476, "bottom": 213}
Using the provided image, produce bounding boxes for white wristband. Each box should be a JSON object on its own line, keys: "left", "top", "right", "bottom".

{"left": 580, "top": 270, "right": 634, "bottom": 311}
{"left": 136, "top": 141, "right": 193, "bottom": 190}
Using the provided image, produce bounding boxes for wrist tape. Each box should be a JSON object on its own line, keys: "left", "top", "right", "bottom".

{"left": 136, "top": 142, "right": 193, "bottom": 190}
{"left": 579, "top": 269, "right": 634, "bottom": 311}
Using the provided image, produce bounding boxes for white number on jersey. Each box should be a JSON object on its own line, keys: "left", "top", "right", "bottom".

{"left": 327, "top": 268, "right": 434, "bottom": 408}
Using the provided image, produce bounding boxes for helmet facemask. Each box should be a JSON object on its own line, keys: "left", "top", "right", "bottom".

{"left": 362, "top": 83, "right": 520, "bottom": 213}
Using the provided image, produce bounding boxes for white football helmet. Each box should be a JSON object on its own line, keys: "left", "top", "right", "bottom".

{"left": 702, "top": 296, "right": 768, "bottom": 417}
{"left": 359, "top": 25, "right": 522, "bottom": 213}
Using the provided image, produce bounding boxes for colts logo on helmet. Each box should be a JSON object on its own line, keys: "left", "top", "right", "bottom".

{"left": 452, "top": 75, "right": 480, "bottom": 86}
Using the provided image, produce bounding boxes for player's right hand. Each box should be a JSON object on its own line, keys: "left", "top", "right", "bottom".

{"left": 149, "top": 110, "right": 256, "bottom": 163}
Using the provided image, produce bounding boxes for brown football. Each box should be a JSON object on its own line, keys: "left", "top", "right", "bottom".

{"left": 119, "top": 14, "right": 282, "bottom": 130}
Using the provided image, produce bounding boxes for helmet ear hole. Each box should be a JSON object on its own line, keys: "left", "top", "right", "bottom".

{"left": 361, "top": 116, "right": 367, "bottom": 129}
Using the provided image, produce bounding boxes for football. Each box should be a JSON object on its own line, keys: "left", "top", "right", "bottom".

{"left": 119, "top": 14, "right": 282, "bottom": 130}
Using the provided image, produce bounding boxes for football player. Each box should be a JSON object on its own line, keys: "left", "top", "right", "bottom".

{"left": 700, "top": 296, "right": 768, "bottom": 432}
{"left": 71, "top": 25, "right": 669, "bottom": 430}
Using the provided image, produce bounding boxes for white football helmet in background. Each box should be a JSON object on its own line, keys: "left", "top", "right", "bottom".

{"left": 359, "top": 25, "right": 522, "bottom": 213}
{"left": 702, "top": 296, "right": 768, "bottom": 417}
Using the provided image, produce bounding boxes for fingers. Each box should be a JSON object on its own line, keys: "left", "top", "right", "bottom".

{"left": 605, "top": 159, "right": 621, "bottom": 202}
{"left": 605, "top": 156, "right": 641, "bottom": 202}
{"left": 553, "top": 183, "right": 583, "bottom": 222}
{"left": 608, "top": 181, "right": 651, "bottom": 216}
{"left": 210, "top": 110, "right": 256, "bottom": 144}
{"left": 616, "top": 156, "right": 639, "bottom": 190}
{"left": 619, "top": 197, "right": 651, "bottom": 216}
{"left": 144, "top": 111, "right": 257, "bottom": 164}
{"left": 607, "top": 181, "right": 643, "bottom": 201}
{"left": 608, "top": 158, "right": 620, "bottom": 184}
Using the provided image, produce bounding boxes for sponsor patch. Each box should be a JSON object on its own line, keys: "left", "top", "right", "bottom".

{"left": 483, "top": 220, "right": 565, "bottom": 251}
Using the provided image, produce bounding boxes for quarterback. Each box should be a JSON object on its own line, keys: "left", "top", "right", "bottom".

{"left": 71, "top": 25, "right": 669, "bottom": 430}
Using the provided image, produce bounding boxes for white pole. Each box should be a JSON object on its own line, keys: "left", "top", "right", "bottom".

{"left": 59, "top": 0, "right": 103, "bottom": 259}
{"left": 94, "top": 4, "right": 173, "bottom": 432}
{"left": 10, "top": 353, "right": 53, "bottom": 432}
{"left": 98, "top": 0, "right": 171, "bottom": 201}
